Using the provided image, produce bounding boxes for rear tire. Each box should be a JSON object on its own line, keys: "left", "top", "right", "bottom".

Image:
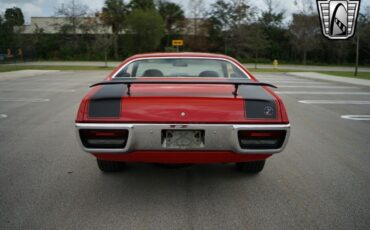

{"left": 154, "top": 163, "right": 193, "bottom": 169}
{"left": 97, "top": 159, "right": 126, "bottom": 172}
{"left": 236, "top": 160, "right": 265, "bottom": 174}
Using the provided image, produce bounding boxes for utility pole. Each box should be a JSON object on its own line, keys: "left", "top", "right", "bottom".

{"left": 355, "top": 33, "right": 359, "bottom": 77}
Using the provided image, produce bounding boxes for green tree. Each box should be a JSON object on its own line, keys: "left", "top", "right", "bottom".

{"left": 100, "top": 0, "right": 128, "bottom": 59}
{"left": 126, "top": 9, "right": 164, "bottom": 53}
{"left": 258, "top": 0, "right": 289, "bottom": 61}
{"left": 259, "top": 11, "right": 284, "bottom": 28}
{"left": 1, "top": 7, "right": 24, "bottom": 49}
{"left": 129, "top": 0, "right": 155, "bottom": 11}
{"left": 158, "top": 1, "right": 184, "bottom": 46}
{"left": 209, "top": 0, "right": 230, "bottom": 32}
{"left": 240, "top": 23, "right": 270, "bottom": 68}
{"left": 208, "top": 0, "right": 256, "bottom": 55}
{"left": 259, "top": 0, "right": 284, "bottom": 28}
{"left": 0, "top": 15, "right": 12, "bottom": 46}
{"left": 158, "top": 1, "right": 184, "bottom": 34}
{"left": 360, "top": 8, "right": 370, "bottom": 64}
{"left": 4, "top": 7, "right": 24, "bottom": 30}
{"left": 228, "top": 0, "right": 255, "bottom": 27}
{"left": 289, "top": 13, "right": 320, "bottom": 65}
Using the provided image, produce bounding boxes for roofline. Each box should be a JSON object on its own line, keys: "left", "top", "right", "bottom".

{"left": 128, "top": 52, "right": 236, "bottom": 60}
{"left": 105, "top": 52, "right": 256, "bottom": 81}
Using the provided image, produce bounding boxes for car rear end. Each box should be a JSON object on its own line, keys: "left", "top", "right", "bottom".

{"left": 75, "top": 54, "right": 290, "bottom": 173}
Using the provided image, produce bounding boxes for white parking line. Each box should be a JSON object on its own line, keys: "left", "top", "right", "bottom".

{"left": 268, "top": 81, "right": 333, "bottom": 85}
{"left": 0, "top": 89, "right": 75, "bottom": 93}
{"left": 0, "top": 98, "right": 50, "bottom": 102}
{"left": 256, "top": 78, "right": 298, "bottom": 81}
{"left": 263, "top": 81, "right": 319, "bottom": 83}
{"left": 34, "top": 79, "right": 95, "bottom": 82}
{"left": 299, "top": 100, "right": 370, "bottom": 105}
{"left": 277, "top": 91, "right": 370, "bottom": 95}
{"left": 0, "top": 114, "right": 7, "bottom": 119}
{"left": 341, "top": 115, "right": 370, "bottom": 121}
{"left": 45, "top": 82, "right": 90, "bottom": 85}
{"left": 278, "top": 86, "right": 357, "bottom": 89}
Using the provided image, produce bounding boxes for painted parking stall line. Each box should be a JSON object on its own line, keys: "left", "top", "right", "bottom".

{"left": 341, "top": 115, "right": 370, "bottom": 121}
{"left": 277, "top": 91, "right": 370, "bottom": 95}
{"left": 0, "top": 89, "right": 76, "bottom": 93}
{"left": 263, "top": 81, "right": 322, "bottom": 84}
{"left": 270, "top": 82, "right": 334, "bottom": 85}
{"left": 0, "top": 114, "right": 7, "bottom": 119}
{"left": 277, "top": 86, "right": 357, "bottom": 89}
{"left": 299, "top": 100, "right": 370, "bottom": 105}
{"left": 0, "top": 98, "right": 50, "bottom": 102}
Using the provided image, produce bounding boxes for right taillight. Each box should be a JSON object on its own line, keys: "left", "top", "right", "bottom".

{"left": 238, "top": 130, "right": 286, "bottom": 149}
{"left": 79, "top": 129, "right": 128, "bottom": 149}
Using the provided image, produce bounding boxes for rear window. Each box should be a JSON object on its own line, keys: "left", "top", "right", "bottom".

{"left": 114, "top": 58, "right": 249, "bottom": 79}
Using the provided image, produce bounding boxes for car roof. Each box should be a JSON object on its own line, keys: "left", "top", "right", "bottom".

{"left": 128, "top": 52, "right": 237, "bottom": 61}
{"left": 108, "top": 52, "right": 255, "bottom": 80}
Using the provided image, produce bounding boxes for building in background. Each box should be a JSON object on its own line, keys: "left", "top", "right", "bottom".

{"left": 18, "top": 17, "right": 113, "bottom": 34}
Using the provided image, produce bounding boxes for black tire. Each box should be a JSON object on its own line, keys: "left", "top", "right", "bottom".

{"left": 236, "top": 160, "right": 266, "bottom": 174}
{"left": 97, "top": 159, "right": 126, "bottom": 172}
{"left": 153, "top": 163, "right": 193, "bottom": 169}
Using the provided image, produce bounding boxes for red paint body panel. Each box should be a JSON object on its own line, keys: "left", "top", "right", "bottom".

{"left": 80, "top": 78, "right": 283, "bottom": 124}
{"left": 76, "top": 52, "right": 290, "bottom": 163}
{"left": 94, "top": 152, "right": 272, "bottom": 163}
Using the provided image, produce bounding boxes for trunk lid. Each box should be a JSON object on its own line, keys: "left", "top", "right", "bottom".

{"left": 85, "top": 79, "right": 281, "bottom": 123}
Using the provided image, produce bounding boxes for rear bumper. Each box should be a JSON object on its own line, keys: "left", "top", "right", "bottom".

{"left": 94, "top": 151, "right": 272, "bottom": 163}
{"left": 75, "top": 123, "right": 290, "bottom": 155}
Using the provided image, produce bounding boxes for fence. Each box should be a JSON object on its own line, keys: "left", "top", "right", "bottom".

{"left": 0, "top": 46, "right": 36, "bottom": 64}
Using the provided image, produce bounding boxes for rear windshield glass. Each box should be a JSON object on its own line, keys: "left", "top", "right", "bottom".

{"left": 114, "top": 58, "right": 249, "bottom": 78}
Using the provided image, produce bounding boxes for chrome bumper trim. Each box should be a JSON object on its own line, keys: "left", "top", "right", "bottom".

{"left": 75, "top": 123, "right": 290, "bottom": 154}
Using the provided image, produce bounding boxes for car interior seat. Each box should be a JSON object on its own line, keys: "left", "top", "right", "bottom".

{"left": 198, "top": 70, "right": 220, "bottom": 77}
{"left": 142, "top": 69, "right": 164, "bottom": 77}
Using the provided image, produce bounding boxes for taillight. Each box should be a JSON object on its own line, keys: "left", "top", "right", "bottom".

{"left": 79, "top": 129, "right": 128, "bottom": 149}
{"left": 238, "top": 130, "right": 286, "bottom": 149}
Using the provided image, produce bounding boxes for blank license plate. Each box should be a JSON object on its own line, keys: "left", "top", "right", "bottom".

{"left": 162, "top": 130, "right": 205, "bottom": 149}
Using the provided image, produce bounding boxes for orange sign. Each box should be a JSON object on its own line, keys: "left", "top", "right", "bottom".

{"left": 172, "top": 40, "right": 184, "bottom": 46}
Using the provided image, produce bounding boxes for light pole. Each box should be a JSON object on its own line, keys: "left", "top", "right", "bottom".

{"left": 355, "top": 32, "right": 359, "bottom": 77}
{"left": 355, "top": 13, "right": 366, "bottom": 77}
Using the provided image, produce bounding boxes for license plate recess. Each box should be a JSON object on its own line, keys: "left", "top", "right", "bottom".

{"left": 162, "top": 130, "right": 205, "bottom": 149}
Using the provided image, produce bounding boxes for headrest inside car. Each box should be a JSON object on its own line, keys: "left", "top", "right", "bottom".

{"left": 198, "top": 71, "right": 220, "bottom": 77}
{"left": 143, "top": 69, "right": 164, "bottom": 77}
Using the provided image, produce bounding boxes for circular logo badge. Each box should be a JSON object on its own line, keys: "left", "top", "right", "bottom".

{"left": 264, "top": 106, "right": 274, "bottom": 116}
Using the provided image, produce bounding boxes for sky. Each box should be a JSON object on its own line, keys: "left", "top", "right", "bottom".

{"left": 0, "top": 0, "right": 369, "bottom": 24}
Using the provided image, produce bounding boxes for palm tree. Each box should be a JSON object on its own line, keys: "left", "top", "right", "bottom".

{"left": 158, "top": 1, "right": 185, "bottom": 46}
{"left": 100, "top": 0, "right": 128, "bottom": 59}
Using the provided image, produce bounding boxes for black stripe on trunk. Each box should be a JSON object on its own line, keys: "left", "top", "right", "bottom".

{"left": 238, "top": 86, "right": 277, "bottom": 119}
{"left": 88, "top": 85, "right": 127, "bottom": 118}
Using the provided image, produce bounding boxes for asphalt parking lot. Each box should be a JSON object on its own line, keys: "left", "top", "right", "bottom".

{"left": 0, "top": 70, "right": 370, "bottom": 229}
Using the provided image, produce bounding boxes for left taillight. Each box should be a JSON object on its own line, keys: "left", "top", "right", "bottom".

{"left": 79, "top": 129, "right": 129, "bottom": 149}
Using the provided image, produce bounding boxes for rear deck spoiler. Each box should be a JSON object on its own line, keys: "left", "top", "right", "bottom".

{"left": 90, "top": 79, "right": 277, "bottom": 98}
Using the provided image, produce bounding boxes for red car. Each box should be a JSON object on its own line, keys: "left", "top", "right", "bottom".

{"left": 76, "top": 53, "right": 290, "bottom": 173}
